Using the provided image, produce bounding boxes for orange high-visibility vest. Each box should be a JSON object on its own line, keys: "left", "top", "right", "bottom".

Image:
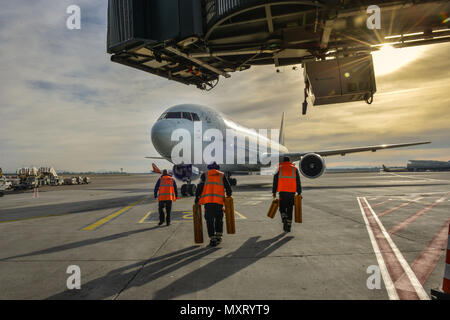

{"left": 277, "top": 162, "right": 297, "bottom": 193}
{"left": 158, "top": 175, "right": 176, "bottom": 201}
{"left": 199, "top": 169, "right": 226, "bottom": 205}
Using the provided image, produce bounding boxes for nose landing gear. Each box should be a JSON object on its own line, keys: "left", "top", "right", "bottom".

{"left": 181, "top": 180, "right": 196, "bottom": 197}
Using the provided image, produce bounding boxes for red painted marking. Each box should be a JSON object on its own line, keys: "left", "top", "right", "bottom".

{"left": 444, "top": 278, "right": 450, "bottom": 294}
{"left": 405, "top": 219, "right": 450, "bottom": 285}
{"left": 389, "top": 196, "right": 447, "bottom": 235}
{"left": 359, "top": 198, "right": 420, "bottom": 300}
{"left": 371, "top": 199, "right": 392, "bottom": 208}
{"left": 377, "top": 199, "right": 419, "bottom": 218}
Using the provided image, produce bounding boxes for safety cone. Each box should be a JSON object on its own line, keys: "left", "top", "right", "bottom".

{"left": 430, "top": 224, "right": 450, "bottom": 300}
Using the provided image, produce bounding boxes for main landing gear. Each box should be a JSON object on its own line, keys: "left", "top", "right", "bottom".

{"left": 226, "top": 173, "right": 237, "bottom": 186}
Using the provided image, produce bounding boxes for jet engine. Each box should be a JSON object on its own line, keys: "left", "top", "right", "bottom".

{"left": 299, "top": 153, "right": 326, "bottom": 179}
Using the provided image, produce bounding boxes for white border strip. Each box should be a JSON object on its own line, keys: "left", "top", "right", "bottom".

{"left": 362, "top": 197, "right": 430, "bottom": 300}
{"left": 357, "top": 197, "right": 399, "bottom": 300}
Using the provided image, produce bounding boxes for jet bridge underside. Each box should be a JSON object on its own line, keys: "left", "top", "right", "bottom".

{"left": 108, "top": 0, "right": 450, "bottom": 90}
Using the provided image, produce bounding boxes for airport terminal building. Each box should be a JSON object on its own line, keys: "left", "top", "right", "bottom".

{"left": 407, "top": 160, "right": 450, "bottom": 171}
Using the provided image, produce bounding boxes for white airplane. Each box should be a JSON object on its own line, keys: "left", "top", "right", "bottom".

{"left": 148, "top": 104, "right": 430, "bottom": 196}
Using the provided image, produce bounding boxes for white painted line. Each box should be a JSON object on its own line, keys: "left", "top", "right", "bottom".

{"left": 357, "top": 197, "right": 399, "bottom": 300}
{"left": 388, "top": 180, "right": 430, "bottom": 183}
{"left": 386, "top": 172, "right": 443, "bottom": 182}
{"left": 411, "top": 192, "right": 448, "bottom": 196}
{"left": 235, "top": 211, "right": 247, "bottom": 220}
{"left": 242, "top": 201, "right": 262, "bottom": 205}
{"left": 363, "top": 197, "right": 430, "bottom": 300}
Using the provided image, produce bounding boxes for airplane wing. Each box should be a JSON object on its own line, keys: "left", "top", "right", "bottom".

{"left": 281, "top": 141, "right": 431, "bottom": 162}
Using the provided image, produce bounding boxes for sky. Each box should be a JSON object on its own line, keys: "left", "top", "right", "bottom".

{"left": 0, "top": 1, "right": 449, "bottom": 173}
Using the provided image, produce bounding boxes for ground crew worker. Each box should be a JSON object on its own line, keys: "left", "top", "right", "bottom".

{"left": 195, "top": 162, "right": 232, "bottom": 247}
{"left": 154, "top": 169, "right": 178, "bottom": 226}
{"left": 272, "top": 156, "right": 302, "bottom": 232}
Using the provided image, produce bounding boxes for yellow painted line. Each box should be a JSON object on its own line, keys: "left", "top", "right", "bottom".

{"left": 139, "top": 210, "right": 152, "bottom": 224}
{"left": 183, "top": 212, "right": 193, "bottom": 220}
{"left": 235, "top": 211, "right": 247, "bottom": 220}
{"left": 181, "top": 210, "right": 246, "bottom": 220}
{"left": 83, "top": 197, "right": 147, "bottom": 231}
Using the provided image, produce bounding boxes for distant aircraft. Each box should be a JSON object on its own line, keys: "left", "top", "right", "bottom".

{"left": 151, "top": 163, "right": 162, "bottom": 174}
{"left": 381, "top": 164, "right": 408, "bottom": 172}
{"left": 151, "top": 163, "right": 180, "bottom": 179}
{"left": 147, "top": 104, "right": 430, "bottom": 196}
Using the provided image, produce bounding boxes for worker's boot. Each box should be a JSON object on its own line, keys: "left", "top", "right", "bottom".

{"left": 215, "top": 233, "right": 222, "bottom": 245}
{"left": 158, "top": 212, "right": 165, "bottom": 226}
{"left": 209, "top": 236, "right": 217, "bottom": 247}
{"left": 285, "top": 220, "right": 292, "bottom": 232}
{"left": 281, "top": 213, "right": 288, "bottom": 231}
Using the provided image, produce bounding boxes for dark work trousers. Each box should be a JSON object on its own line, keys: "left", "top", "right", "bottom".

{"left": 158, "top": 200, "right": 172, "bottom": 224}
{"left": 204, "top": 203, "right": 224, "bottom": 238}
{"left": 279, "top": 192, "right": 295, "bottom": 223}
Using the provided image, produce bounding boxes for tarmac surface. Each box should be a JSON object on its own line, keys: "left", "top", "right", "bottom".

{"left": 0, "top": 171, "right": 449, "bottom": 300}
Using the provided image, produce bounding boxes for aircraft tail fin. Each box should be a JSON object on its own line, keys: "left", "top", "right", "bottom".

{"left": 279, "top": 112, "right": 285, "bottom": 145}
{"left": 152, "top": 163, "right": 161, "bottom": 174}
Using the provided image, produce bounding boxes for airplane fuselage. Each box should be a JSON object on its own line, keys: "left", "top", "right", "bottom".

{"left": 150, "top": 104, "right": 430, "bottom": 184}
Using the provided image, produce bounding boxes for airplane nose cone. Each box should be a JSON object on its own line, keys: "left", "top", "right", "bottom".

{"left": 151, "top": 121, "right": 177, "bottom": 158}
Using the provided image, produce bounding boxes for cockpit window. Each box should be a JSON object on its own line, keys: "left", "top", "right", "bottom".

{"left": 165, "top": 112, "right": 182, "bottom": 119}
{"left": 182, "top": 112, "right": 192, "bottom": 121}
{"left": 159, "top": 112, "right": 200, "bottom": 121}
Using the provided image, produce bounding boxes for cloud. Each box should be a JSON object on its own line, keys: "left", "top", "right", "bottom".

{"left": 0, "top": 2, "right": 449, "bottom": 172}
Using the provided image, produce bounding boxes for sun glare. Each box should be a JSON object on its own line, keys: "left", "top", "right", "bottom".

{"left": 372, "top": 45, "right": 426, "bottom": 76}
